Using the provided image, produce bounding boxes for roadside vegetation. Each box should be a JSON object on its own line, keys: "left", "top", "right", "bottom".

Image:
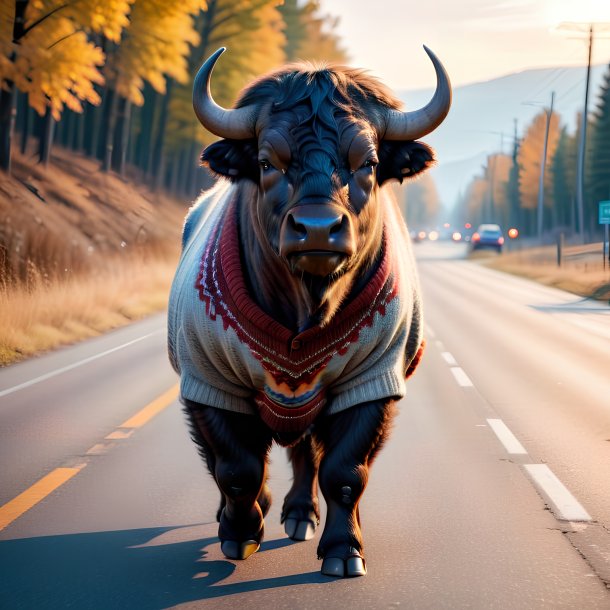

{"left": 478, "top": 245, "right": 610, "bottom": 303}
{"left": 0, "top": 147, "right": 183, "bottom": 365}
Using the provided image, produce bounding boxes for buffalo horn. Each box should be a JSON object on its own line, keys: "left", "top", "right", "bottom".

{"left": 384, "top": 46, "right": 452, "bottom": 140}
{"left": 193, "top": 47, "right": 257, "bottom": 139}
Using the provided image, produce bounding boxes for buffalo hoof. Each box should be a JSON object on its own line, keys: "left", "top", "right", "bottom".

{"left": 284, "top": 517, "right": 316, "bottom": 541}
{"left": 220, "top": 539, "right": 260, "bottom": 560}
{"left": 321, "top": 546, "right": 366, "bottom": 578}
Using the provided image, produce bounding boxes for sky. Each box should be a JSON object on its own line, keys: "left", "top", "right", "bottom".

{"left": 320, "top": 0, "right": 610, "bottom": 91}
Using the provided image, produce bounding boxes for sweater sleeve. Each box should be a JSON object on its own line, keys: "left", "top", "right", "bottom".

{"left": 325, "top": 295, "right": 410, "bottom": 414}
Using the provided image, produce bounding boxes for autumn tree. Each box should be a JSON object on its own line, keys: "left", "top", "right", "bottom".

{"left": 101, "top": 0, "right": 206, "bottom": 174}
{"left": 404, "top": 173, "right": 440, "bottom": 228}
{"left": 280, "top": 0, "right": 348, "bottom": 63}
{"left": 162, "top": 0, "right": 286, "bottom": 194}
{"left": 517, "top": 109, "right": 561, "bottom": 235}
{"left": 0, "top": 0, "right": 132, "bottom": 170}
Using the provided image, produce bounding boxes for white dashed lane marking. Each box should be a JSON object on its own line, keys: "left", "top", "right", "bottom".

{"left": 441, "top": 352, "right": 458, "bottom": 366}
{"left": 450, "top": 366, "right": 473, "bottom": 387}
{"left": 427, "top": 325, "right": 592, "bottom": 524}
{"left": 524, "top": 464, "right": 592, "bottom": 522}
{"left": 487, "top": 418, "right": 528, "bottom": 455}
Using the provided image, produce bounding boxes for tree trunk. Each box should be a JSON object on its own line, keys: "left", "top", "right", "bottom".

{"left": 20, "top": 93, "right": 32, "bottom": 155}
{"left": 0, "top": 85, "right": 18, "bottom": 173}
{"left": 74, "top": 110, "right": 85, "bottom": 152}
{"left": 0, "top": 0, "right": 28, "bottom": 173}
{"left": 136, "top": 86, "right": 156, "bottom": 174}
{"left": 152, "top": 79, "right": 173, "bottom": 191}
{"left": 38, "top": 107, "right": 55, "bottom": 168}
{"left": 85, "top": 91, "right": 104, "bottom": 160}
{"left": 187, "top": 140, "right": 201, "bottom": 197}
{"left": 64, "top": 110, "right": 75, "bottom": 148}
{"left": 103, "top": 88, "right": 119, "bottom": 172}
{"left": 112, "top": 97, "right": 132, "bottom": 178}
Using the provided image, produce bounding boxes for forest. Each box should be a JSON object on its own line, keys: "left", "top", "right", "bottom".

{"left": 449, "top": 66, "right": 610, "bottom": 241}
{"left": 2, "top": 1, "right": 609, "bottom": 243}
{"left": 0, "top": 0, "right": 346, "bottom": 196}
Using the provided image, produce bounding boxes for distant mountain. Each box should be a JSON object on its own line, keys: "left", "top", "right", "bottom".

{"left": 398, "top": 64, "right": 608, "bottom": 208}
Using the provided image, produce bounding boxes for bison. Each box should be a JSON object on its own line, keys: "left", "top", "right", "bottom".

{"left": 168, "top": 46, "right": 451, "bottom": 577}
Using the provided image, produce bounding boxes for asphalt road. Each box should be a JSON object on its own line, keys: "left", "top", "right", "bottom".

{"left": 1, "top": 241, "right": 609, "bottom": 609}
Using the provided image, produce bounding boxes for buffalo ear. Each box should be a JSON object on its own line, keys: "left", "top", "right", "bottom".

{"left": 201, "top": 138, "right": 259, "bottom": 182}
{"left": 377, "top": 141, "right": 436, "bottom": 186}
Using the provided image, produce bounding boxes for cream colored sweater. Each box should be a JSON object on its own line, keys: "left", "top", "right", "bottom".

{"left": 168, "top": 182, "right": 423, "bottom": 436}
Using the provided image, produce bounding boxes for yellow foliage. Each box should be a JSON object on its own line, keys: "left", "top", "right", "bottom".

{"left": 518, "top": 111, "right": 561, "bottom": 210}
{"left": 1, "top": 0, "right": 133, "bottom": 119}
{"left": 108, "top": 0, "right": 206, "bottom": 106}
{"left": 28, "top": 0, "right": 134, "bottom": 42}
{"left": 13, "top": 16, "right": 105, "bottom": 119}
{"left": 168, "top": 0, "right": 286, "bottom": 150}
{"left": 0, "top": 0, "right": 18, "bottom": 83}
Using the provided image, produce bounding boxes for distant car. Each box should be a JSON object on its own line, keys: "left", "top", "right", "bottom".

{"left": 471, "top": 224, "right": 504, "bottom": 253}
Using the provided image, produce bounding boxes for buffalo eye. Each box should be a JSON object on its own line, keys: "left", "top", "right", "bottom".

{"left": 259, "top": 159, "right": 273, "bottom": 172}
{"left": 360, "top": 158, "right": 378, "bottom": 170}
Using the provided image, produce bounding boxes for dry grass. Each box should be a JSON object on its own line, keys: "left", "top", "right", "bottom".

{"left": 0, "top": 146, "right": 189, "bottom": 366}
{"left": 0, "top": 251, "right": 178, "bottom": 366}
{"left": 479, "top": 243, "right": 610, "bottom": 302}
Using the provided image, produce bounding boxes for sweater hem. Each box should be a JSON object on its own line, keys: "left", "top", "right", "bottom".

{"left": 326, "top": 371, "right": 405, "bottom": 415}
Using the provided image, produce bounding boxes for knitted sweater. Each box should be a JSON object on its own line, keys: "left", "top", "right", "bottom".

{"left": 168, "top": 182, "right": 423, "bottom": 437}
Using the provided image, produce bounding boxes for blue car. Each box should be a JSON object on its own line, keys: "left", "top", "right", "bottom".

{"left": 471, "top": 224, "right": 504, "bottom": 253}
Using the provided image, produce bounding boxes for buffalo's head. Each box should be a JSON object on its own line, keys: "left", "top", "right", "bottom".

{"left": 194, "top": 47, "right": 450, "bottom": 305}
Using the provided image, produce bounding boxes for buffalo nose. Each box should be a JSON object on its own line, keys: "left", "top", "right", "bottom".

{"left": 280, "top": 204, "right": 354, "bottom": 255}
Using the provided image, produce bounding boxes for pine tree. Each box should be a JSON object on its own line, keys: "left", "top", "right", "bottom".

{"left": 586, "top": 63, "right": 610, "bottom": 234}
{"left": 550, "top": 127, "right": 577, "bottom": 231}
{"left": 506, "top": 135, "right": 522, "bottom": 230}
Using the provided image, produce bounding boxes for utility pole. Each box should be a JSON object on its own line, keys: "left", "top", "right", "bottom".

{"left": 537, "top": 91, "right": 555, "bottom": 243}
{"left": 575, "top": 25, "right": 593, "bottom": 244}
{"left": 556, "top": 22, "right": 610, "bottom": 243}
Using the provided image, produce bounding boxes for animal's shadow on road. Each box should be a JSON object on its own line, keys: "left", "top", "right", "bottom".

{"left": 0, "top": 524, "right": 330, "bottom": 609}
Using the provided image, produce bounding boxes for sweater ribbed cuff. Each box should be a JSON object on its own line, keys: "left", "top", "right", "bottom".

{"left": 180, "top": 375, "right": 256, "bottom": 414}
{"left": 326, "top": 371, "right": 405, "bottom": 415}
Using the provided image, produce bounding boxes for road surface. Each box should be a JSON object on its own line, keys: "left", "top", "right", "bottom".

{"left": 1, "top": 241, "right": 609, "bottom": 609}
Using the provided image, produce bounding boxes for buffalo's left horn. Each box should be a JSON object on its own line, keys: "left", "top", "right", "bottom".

{"left": 193, "top": 47, "right": 257, "bottom": 139}
{"left": 383, "top": 46, "right": 452, "bottom": 140}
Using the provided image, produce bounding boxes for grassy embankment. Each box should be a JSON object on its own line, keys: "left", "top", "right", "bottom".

{"left": 0, "top": 148, "right": 188, "bottom": 366}
{"left": 478, "top": 243, "right": 610, "bottom": 302}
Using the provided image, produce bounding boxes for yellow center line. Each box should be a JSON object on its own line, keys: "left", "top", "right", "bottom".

{"left": 118, "top": 383, "right": 180, "bottom": 429}
{"left": 0, "top": 384, "right": 180, "bottom": 533}
{"left": 0, "top": 466, "right": 84, "bottom": 532}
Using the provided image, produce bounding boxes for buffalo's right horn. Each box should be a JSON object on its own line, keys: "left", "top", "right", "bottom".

{"left": 193, "top": 47, "right": 257, "bottom": 139}
{"left": 383, "top": 46, "right": 452, "bottom": 140}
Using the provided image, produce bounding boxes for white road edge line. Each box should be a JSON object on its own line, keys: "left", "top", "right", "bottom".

{"left": 441, "top": 352, "right": 458, "bottom": 366}
{"left": 487, "top": 418, "right": 528, "bottom": 455}
{"left": 524, "top": 464, "right": 592, "bottom": 522}
{"left": 450, "top": 366, "right": 473, "bottom": 387}
{"left": 0, "top": 330, "right": 164, "bottom": 398}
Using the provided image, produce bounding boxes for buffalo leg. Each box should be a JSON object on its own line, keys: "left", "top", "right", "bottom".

{"left": 282, "top": 433, "right": 320, "bottom": 541}
{"left": 183, "top": 399, "right": 273, "bottom": 560}
{"left": 314, "top": 400, "right": 396, "bottom": 577}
